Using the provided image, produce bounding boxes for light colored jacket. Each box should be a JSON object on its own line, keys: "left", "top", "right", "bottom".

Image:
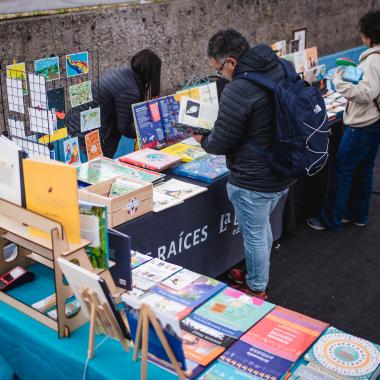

{"left": 333, "top": 45, "right": 380, "bottom": 127}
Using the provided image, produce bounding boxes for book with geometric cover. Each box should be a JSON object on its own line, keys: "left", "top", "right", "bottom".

{"left": 118, "top": 148, "right": 181, "bottom": 171}
{"left": 76, "top": 156, "right": 165, "bottom": 185}
{"left": 219, "top": 340, "right": 293, "bottom": 379}
{"left": 172, "top": 154, "right": 229, "bottom": 183}
{"left": 181, "top": 330, "right": 225, "bottom": 366}
{"left": 304, "top": 326, "right": 380, "bottom": 380}
{"left": 190, "top": 287, "right": 275, "bottom": 340}
{"left": 151, "top": 268, "right": 226, "bottom": 309}
{"left": 198, "top": 360, "right": 262, "bottom": 380}
{"left": 161, "top": 143, "right": 207, "bottom": 162}
{"left": 241, "top": 305, "right": 329, "bottom": 362}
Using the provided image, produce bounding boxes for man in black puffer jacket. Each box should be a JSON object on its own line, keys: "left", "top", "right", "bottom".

{"left": 193, "top": 29, "right": 295, "bottom": 300}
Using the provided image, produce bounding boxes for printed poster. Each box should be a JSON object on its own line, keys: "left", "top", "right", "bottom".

{"left": 6, "top": 62, "right": 28, "bottom": 95}
{"left": 63, "top": 136, "right": 81, "bottom": 165}
{"left": 306, "top": 46, "right": 319, "bottom": 69}
{"left": 34, "top": 56, "right": 60, "bottom": 81}
{"left": 47, "top": 88, "right": 66, "bottom": 129}
{"left": 80, "top": 107, "right": 101, "bottom": 132}
{"left": 85, "top": 130, "right": 103, "bottom": 161}
{"left": 69, "top": 81, "right": 93, "bottom": 108}
{"left": 65, "top": 51, "right": 89, "bottom": 77}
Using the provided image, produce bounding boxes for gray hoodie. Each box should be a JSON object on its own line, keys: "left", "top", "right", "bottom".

{"left": 333, "top": 45, "right": 380, "bottom": 127}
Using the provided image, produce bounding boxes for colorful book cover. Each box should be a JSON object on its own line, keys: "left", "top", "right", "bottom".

{"left": 191, "top": 287, "right": 275, "bottom": 339}
{"left": 173, "top": 154, "right": 229, "bottom": 183}
{"left": 241, "top": 306, "right": 329, "bottom": 362}
{"left": 109, "top": 179, "right": 141, "bottom": 198}
{"left": 119, "top": 148, "right": 181, "bottom": 171}
{"left": 161, "top": 143, "right": 207, "bottom": 162}
{"left": 220, "top": 340, "right": 293, "bottom": 379}
{"left": 63, "top": 136, "right": 81, "bottom": 166}
{"left": 23, "top": 158, "right": 81, "bottom": 244}
{"left": 157, "top": 95, "right": 182, "bottom": 144}
{"left": 131, "top": 251, "right": 152, "bottom": 269}
{"left": 152, "top": 268, "right": 226, "bottom": 309}
{"left": 132, "top": 257, "right": 182, "bottom": 284}
{"left": 153, "top": 190, "right": 184, "bottom": 212}
{"left": 154, "top": 178, "right": 207, "bottom": 201}
{"left": 85, "top": 130, "right": 103, "bottom": 161}
{"left": 198, "top": 360, "right": 262, "bottom": 380}
{"left": 76, "top": 157, "right": 165, "bottom": 185}
{"left": 132, "top": 100, "right": 165, "bottom": 149}
{"left": 34, "top": 57, "right": 60, "bottom": 81}
{"left": 79, "top": 201, "right": 109, "bottom": 269}
{"left": 80, "top": 107, "right": 101, "bottom": 133}
{"left": 65, "top": 51, "right": 89, "bottom": 77}
{"left": 304, "top": 326, "right": 380, "bottom": 380}
{"left": 181, "top": 330, "right": 225, "bottom": 366}
{"left": 69, "top": 80, "right": 93, "bottom": 108}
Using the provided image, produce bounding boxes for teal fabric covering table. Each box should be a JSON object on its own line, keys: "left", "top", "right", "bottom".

{"left": 0, "top": 264, "right": 176, "bottom": 380}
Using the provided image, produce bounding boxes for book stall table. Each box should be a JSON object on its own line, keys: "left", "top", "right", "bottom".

{"left": 115, "top": 174, "right": 287, "bottom": 278}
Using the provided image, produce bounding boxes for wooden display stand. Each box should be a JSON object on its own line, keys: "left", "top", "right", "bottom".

{"left": 133, "top": 304, "right": 186, "bottom": 380}
{"left": 80, "top": 288, "right": 129, "bottom": 359}
{"left": 0, "top": 198, "right": 121, "bottom": 338}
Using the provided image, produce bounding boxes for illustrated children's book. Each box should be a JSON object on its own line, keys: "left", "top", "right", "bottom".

{"left": 220, "top": 340, "right": 293, "bottom": 379}
{"left": 23, "top": 157, "right": 81, "bottom": 244}
{"left": 79, "top": 200, "right": 109, "bottom": 269}
{"left": 80, "top": 107, "right": 101, "bottom": 133}
{"left": 154, "top": 178, "right": 207, "bottom": 201}
{"left": 152, "top": 268, "right": 226, "bottom": 309}
{"left": 34, "top": 57, "right": 60, "bottom": 81}
{"left": 108, "top": 177, "right": 144, "bottom": 197}
{"left": 119, "top": 148, "right": 181, "bottom": 171}
{"left": 85, "top": 129, "right": 103, "bottom": 161}
{"left": 65, "top": 51, "right": 89, "bottom": 77}
{"left": 173, "top": 154, "right": 229, "bottom": 183}
{"left": 241, "top": 305, "right": 329, "bottom": 362}
{"left": 153, "top": 190, "right": 184, "bottom": 213}
{"left": 181, "top": 330, "right": 225, "bottom": 366}
{"left": 189, "top": 287, "right": 275, "bottom": 340}
{"left": 304, "top": 326, "right": 380, "bottom": 380}
{"left": 47, "top": 88, "right": 66, "bottom": 130}
{"left": 69, "top": 80, "right": 93, "bottom": 108}
{"left": 161, "top": 143, "right": 207, "bottom": 162}
{"left": 76, "top": 157, "right": 165, "bottom": 185}
{"left": 63, "top": 136, "right": 81, "bottom": 165}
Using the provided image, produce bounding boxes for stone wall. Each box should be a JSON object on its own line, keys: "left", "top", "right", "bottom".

{"left": 0, "top": 0, "right": 378, "bottom": 133}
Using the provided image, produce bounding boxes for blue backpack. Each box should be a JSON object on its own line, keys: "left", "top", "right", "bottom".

{"left": 235, "top": 59, "right": 330, "bottom": 177}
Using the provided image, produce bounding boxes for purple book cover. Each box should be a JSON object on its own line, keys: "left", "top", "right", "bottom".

{"left": 220, "top": 340, "right": 293, "bottom": 379}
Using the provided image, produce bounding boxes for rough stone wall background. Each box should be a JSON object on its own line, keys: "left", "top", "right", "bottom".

{"left": 0, "top": 0, "right": 378, "bottom": 131}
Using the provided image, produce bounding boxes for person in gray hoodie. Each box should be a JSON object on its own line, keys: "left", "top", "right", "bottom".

{"left": 308, "top": 10, "right": 380, "bottom": 231}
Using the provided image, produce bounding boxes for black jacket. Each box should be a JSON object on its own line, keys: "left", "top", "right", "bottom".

{"left": 68, "top": 67, "right": 142, "bottom": 158}
{"left": 201, "top": 44, "right": 295, "bottom": 192}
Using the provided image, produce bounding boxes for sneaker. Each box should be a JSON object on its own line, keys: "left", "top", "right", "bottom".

{"left": 307, "top": 217, "right": 327, "bottom": 231}
{"left": 227, "top": 268, "right": 246, "bottom": 285}
{"left": 236, "top": 284, "right": 268, "bottom": 300}
{"left": 342, "top": 218, "right": 367, "bottom": 227}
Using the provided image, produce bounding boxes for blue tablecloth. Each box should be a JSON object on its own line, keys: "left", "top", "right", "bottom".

{"left": 0, "top": 264, "right": 176, "bottom": 380}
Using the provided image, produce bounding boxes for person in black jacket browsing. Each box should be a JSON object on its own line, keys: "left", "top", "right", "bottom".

{"left": 68, "top": 49, "right": 161, "bottom": 158}
{"left": 192, "top": 29, "right": 294, "bottom": 300}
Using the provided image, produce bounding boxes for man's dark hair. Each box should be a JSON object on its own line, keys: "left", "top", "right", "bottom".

{"left": 359, "top": 10, "right": 380, "bottom": 47}
{"left": 207, "top": 29, "right": 250, "bottom": 62}
{"left": 131, "top": 48, "right": 161, "bottom": 100}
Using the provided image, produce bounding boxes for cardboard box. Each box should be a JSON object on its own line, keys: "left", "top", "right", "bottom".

{"left": 78, "top": 176, "right": 153, "bottom": 227}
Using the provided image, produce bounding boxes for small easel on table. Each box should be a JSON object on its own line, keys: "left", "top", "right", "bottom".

{"left": 132, "top": 303, "right": 186, "bottom": 380}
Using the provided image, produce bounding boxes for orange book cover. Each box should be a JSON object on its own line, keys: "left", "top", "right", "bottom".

{"left": 23, "top": 158, "right": 81, "bottom": 244}
{"left": 241, "top": 306, "right": 328, "bottom": 362}
{"left": 181, "top": 331, "right": 225, "bottom": 366}
{"left": 85, "top": 129, "right": 103, "bottom": 161}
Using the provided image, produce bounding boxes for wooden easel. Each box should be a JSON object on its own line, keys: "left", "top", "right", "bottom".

{"left": 0, "top": 198, "right": 124, "bottom": 338}
{"left": 132, "top": 304, "right": 186, "bottom": 380}
{"left": 81, "top": 288, "right": 129, "bottom": 359}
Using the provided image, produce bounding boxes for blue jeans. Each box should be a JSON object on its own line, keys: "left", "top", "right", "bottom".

{"left": 227, "top": 183, "right": 288, "bottom": 292}
{"left": 319, "top": 120, "right": 380, "bottom": 231}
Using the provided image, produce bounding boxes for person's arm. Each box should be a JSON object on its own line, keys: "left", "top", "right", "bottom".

{"left": 200, "top": 81, "right": 253, "bottom": 155}
{"left": 114, "top": 90, "right": 140, "bottom": 138}
{"left": 333, "top": 56, "right": 380, "bottom": 104}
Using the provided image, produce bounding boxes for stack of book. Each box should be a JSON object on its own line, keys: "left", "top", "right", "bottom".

{"left": 323, "top": 91, "right": 347, "bottom": 122}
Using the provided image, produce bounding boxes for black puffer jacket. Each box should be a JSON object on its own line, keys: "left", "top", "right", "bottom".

{"left": 201, "top": 44, "right": 295, "bottom": 192}
{"left": 68, "top": 67, "right": 142, "bottom": 158}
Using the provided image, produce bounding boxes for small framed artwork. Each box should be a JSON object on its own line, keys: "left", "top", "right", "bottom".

{"left": 293, "top": 28, "right": 307, "bottom": 51}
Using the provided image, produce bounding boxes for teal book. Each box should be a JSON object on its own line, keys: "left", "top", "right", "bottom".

{"left": 304, "top": 326, "right": 380, "bottom": 380}
{"left": 190, "top": 287, "right": 275, "bottom": 340}
{"left": 79, "top": 201, "right": 109, "bottom": 269}
{"left": 198, "top": 360, "right": 262, "bottom": 380}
